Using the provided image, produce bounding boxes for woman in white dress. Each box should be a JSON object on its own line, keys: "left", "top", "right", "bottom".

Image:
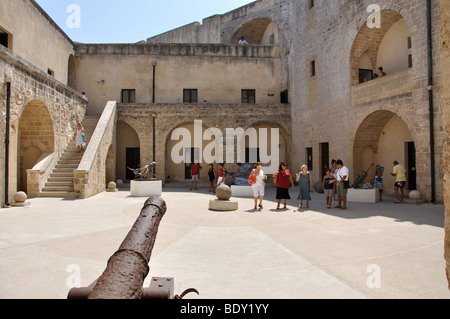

{"left": 74, "top": 123, "right": 85, "bottom": 152}
{"left": 250, "top": 162, "right": 266, "bottom": 210}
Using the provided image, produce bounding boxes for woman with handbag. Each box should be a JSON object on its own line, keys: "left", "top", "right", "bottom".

{"left": 249, "top": 162, "right": 266, "bottom": 210}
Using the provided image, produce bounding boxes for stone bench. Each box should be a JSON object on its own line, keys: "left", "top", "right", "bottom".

{"left": 346, "top": 188, "right": 380, "bottom": 203}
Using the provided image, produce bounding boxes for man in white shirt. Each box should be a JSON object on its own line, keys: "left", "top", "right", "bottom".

{"left": 238, "top": 37, "right": 249, "bottom": 45}
{"left": 335, "top": 159, "right": 349, "bottom": 209}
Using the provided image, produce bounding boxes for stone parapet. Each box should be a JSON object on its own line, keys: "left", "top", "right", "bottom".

{"left": 75, "top": 43, "right": 280, "bottom": 59}
{"left": 74, "top": 101, "right": 117, "bottom": 199}
{"left": 351, "top": 69, "right": 414, "bottom": 106}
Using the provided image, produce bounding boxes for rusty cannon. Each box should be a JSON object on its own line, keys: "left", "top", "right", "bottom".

{"left": 68, "top": 196, "right": 198, "bottom": 299}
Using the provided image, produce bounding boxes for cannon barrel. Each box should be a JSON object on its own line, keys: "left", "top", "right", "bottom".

{"left": 87, "top": 196, "right": 166, "bottom": 299}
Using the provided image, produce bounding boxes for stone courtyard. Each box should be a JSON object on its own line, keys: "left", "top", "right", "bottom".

{"left": 0, "top": 185, "right": 448, "bottom": 299}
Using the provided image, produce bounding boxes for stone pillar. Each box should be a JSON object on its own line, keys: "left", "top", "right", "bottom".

{"left": 440, "top": 0, "right": 450, "bottom": 289}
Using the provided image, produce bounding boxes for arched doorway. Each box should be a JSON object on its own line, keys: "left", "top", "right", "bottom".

{"left": 353, "top": 110, "right": 416, "bottom": 194}
{"left": 350, "top": 10, "right": 412, "bottom": 84}
{"left": 17, "top": 100, "right": 55, "bottom": 192}
{"left": 116, "top": 121, "right": 140, "bottom": 181}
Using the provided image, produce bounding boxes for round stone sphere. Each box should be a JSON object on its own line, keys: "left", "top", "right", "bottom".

{"left": 116, "top": 179, "right": 124, "bottom": 188}
{"left": 14, "top": 191, "right": 27, "bottom": 203}
{"left": 409, "top": 190, "right": 421, "bottom": 200}
{"left": 314, "top": 181, "right": 324, "bottom": 193}
{"left": 216, "top": 185, "right": 232, "bottom": 201}
{"left": 108, "top": 182, "right": 117, "bottom": 190}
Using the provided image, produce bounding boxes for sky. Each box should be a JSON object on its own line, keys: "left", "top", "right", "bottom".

{"left": 35, "top": 0, "right": 256, "bottom": 44}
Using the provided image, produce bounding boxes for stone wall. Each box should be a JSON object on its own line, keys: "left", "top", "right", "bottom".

{"left": 440, "top": 0, "right": 450, "bottom": 290}
{"left": 117, "top": 103, "right": 292, "bottom": 182}
{"left": 0, "top": 45, "right": 86, "bottom": 206}
{"left": 289, "top": 0, "right": 444, "bottom": 202}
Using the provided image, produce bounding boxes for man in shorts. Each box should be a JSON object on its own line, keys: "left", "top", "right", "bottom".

{"left": 335, "top": 159, "right": 349, "bottom": 210}
{"left": 391, "top": 161, "right": 407, "bottom": 203}
{"left": 190, "top": 161, "right": 202, "bottom": 190}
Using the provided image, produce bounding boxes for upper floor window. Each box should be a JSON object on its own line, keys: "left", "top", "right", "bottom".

{"left": 242, "top": 89, "right": 256, "bottom": 104}
{"left": 121, "top": 89, "right": 136, "bottom": 103}
{"left": 183, "top": 89, "right": 198, "bottom": 103}
{"left": 0, "top": 28, "right": 12, "bottom": 50}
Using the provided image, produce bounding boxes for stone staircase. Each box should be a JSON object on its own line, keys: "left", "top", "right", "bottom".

{"left": 39, "top": 116, "right": 100, "bottom": 198}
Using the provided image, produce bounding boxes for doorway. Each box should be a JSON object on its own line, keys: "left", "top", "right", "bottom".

{"left": 406, "top": 142, "right": 417, "bottom": 190}
{"left": 320, "top": 143, "right": 330, "bottom": 178}
{"left": 126, "top": 148, "right": 140, "bottom": 180}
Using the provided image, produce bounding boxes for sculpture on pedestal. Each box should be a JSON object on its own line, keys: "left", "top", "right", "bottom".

{"left": 127, "top": 162, "right": 157, "bottom": 181}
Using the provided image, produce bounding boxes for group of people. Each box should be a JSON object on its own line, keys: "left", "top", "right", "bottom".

{"left": 194, "top": 158, "right": 408, "bottom": 211}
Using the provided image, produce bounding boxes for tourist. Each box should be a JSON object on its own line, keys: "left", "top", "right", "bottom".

{"left": 189, "top": 161, "right": 202, "bottom": 190}
{"left": 391, "top": 161, "right": 407, "bottom": 203}
{"left": 238, "top": 37, "right": 249, "bottom": 45}
{"left": 74, "top": 122, "right": 85, "bottom": 153}
{"left": 217, "top": 163, "right": 225, "bottom": 186}
{"left": 273, "top": 161, "right": 294, "bottom": 210}
{"left": 334, "top": 159, "right": 349, "bottom": 210}
{"left": 378, "top": 66, "right": 387, "bottom": 77}
{"left": 296, "top": 164, "right": 313, "bottom": 209}
{"left": 250, "top": 162, "right": 266, "bottom": 210}
{"left": 373, "top": 165, "right": 384, "bottom": 201}
{"left": 208, "top": 164, "right": 217, "bottom": 193}
{"left": 323, "top": 168, "right": 335, "bottom": 208}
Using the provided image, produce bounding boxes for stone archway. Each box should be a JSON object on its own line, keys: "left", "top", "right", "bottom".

{"left": 17, "top": 100, "right": 54, "bottom": 192}
{"left": 230, "top": 18, "right": 279, "bottom": 45}
{"left": 353, "top": 110, "right": 415, "bottom": 194}
{"left": 350, "top": 10, "right": 411, "bottom": 85}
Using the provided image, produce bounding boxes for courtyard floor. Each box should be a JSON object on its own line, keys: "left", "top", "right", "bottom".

{"left": 0, "top": 184, "right": 449, "bottom": 299}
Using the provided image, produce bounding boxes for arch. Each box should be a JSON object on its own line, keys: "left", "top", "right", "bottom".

{"left": 17, "top": 100, "right": 55, "bottom": 192}
{"left": 353, "top": 110, "right": 415, "bottom": 193}
{"left": 68, "top": 54, "right": 76, "bottom": 89}
{"left": 164, "top": 120, "right": 213, "bottom": 183}
{"left": 230, "top": 18, "right": 279, "bottom": 45}
{"left": 350, "top": 10, "right": 411, "bottom": 85}
{"left": 105, "top": 144, "right": 115, "bottom": 185}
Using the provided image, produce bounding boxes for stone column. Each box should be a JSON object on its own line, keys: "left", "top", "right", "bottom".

{"left": 440, "top": 0, "right": 450, "bottom": 289}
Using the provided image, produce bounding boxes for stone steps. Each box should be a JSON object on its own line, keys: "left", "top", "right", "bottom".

{"left": 39, "top": 116, "right": 100, "bottom": 198}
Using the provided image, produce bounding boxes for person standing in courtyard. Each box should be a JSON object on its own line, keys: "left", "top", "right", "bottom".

{"left": 217, "top": 163, "right": 225, "bottom": 186}
{"left": 323, "top": 168, "right": 335, "bottom": 208}
{"left": 273, "top": 161, "right": 294, "bottom": 210}
{"left": 249, "top": 162, "right": 266, "bottom": 210}
{"left": 208, "top": 164, "right": 217, "bottom": 193}
{"left": 190, "top": 161, "right": 202, "bottom": 190}
{"left": 391, "top": 161, "right": 407, "bottom": 203}
{"left": 334, "top": 159, "right": 349, "bottom": 210}
{"left": 296, "top": 164, "right": 313, "bottom": 209}
{"left": 372, "top": 165, "right": 384, "bottom": 201}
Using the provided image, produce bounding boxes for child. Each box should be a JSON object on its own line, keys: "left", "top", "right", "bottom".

{"left": 373, "top": 167, "right": 384, "bottom": 201}
{"left": 322, "top": 168, "right": 334, "bottom": 208}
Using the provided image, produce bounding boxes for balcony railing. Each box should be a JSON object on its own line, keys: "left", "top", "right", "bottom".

{"left": 351, "top": 68, "right": 413, "bottom": 106}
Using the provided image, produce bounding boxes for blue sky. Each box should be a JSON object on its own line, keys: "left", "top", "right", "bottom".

{"left": 35, "top": 0, "right": 256, "bottom": 43}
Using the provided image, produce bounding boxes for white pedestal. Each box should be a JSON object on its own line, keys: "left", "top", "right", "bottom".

{"left": 231, "top": 185, "right": 254, "bottom": 197}
{"left": 347, "top": 188, "right": 380, "bottom": 203}
{"left": 130, "top": 180, "right": 162, "bottom": 197}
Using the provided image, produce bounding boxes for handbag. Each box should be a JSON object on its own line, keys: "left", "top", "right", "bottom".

{"left": 248, "top": 170, "right": 257, "bottom": 185}
{"left": 343, "top": 180, "right": 350, "bottom": 189}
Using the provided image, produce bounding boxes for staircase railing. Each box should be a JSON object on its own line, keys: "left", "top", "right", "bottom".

{"left": 74, "top": 101, "right": 117, "bottom": 199}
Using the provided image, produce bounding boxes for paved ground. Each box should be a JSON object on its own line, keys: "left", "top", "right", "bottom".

{"left": 0, "top": 184, "right": 449, "bottom": 299}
